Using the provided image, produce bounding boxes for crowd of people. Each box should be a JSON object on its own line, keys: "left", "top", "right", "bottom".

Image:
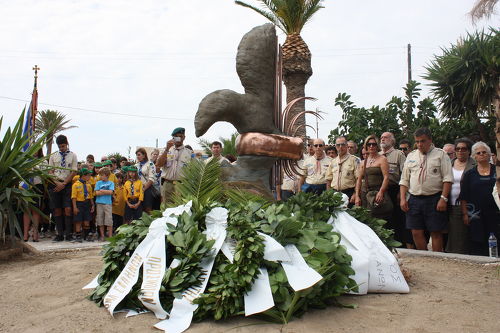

{"left": 22, "top": 126, "right": 499, "bottom": 256}
{"left": 279, "top": 128, "right": 500, "bottom": 256}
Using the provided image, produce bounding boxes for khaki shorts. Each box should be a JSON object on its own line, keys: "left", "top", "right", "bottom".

{"left": 96, "top": 203, "right": 113, "bottom": 226}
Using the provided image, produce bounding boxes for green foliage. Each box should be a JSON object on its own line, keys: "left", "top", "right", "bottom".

{"left": 424, "top": 29, "right": 499, "bottom": 120}
{"left": 89, "top": 164, "right": 400, "bottom": 324}
{"left": 328, "top": 80, "right": 495, "bottom": 148}
{"left": 106, "top": 152, "right": 125, "bottom": 163}
{"left": 0, "top": 110, "right": 54, "bottom": 242}
{"left": 235, "top": 0, "right": 325, "bottom": 34}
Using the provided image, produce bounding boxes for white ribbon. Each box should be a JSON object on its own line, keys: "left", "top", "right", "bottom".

{"left": 154, "top": 207, "right": 228, "bottom": 333}
{"left": 91, "top": 202, "right": 192, "bottom": 319}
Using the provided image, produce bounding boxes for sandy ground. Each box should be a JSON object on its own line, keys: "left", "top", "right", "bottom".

{"left": 1, "top": 249, "right": 499, "bottom": 333}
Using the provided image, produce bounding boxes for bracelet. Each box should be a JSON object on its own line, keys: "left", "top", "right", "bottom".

{"left": 440, "top": 195, "right": 448, "bottom": 202}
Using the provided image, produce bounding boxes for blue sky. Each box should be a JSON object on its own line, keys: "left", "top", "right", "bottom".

{"left": 0, "top": 0, "right": 497, "bottom": 160}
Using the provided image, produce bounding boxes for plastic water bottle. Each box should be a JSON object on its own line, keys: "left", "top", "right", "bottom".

{"left": 488, "top": 233, "right": 498, "bottom": 258}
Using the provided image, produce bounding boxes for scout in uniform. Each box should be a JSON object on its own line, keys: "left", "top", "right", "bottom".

{"left": 71, "top": 167, "right": 95, "bottom": 243}
{"left": 400, "top": 128, "right": 453, "bottom": 252}
{"left": 48, "top": 135, "right": 78, "bottom": 242}
{"left": 326, "top": 136, "right": 360, "bottom": 205}
{"left": 298, "top": 139, "right": 332, "bottom": 195}
{"left": 112, "top": 172, "right": 126, "bottom": 231}
{"left": 156, "top": 127, "right": 193, "bottom": 204}
{"left": 123, "top": 166, "right": 144, "bottom": 224}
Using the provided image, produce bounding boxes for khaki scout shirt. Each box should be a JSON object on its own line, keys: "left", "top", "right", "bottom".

{"left": 399, "top": 145, "right": 453, "bottom": 196}
{"left": 161, "top": 145, "right": 193, "bottom": 181}
{"left": 301, "top": 154, "right": 332, "bottom": 185}
{"left": 48, "top": 151, "right": 78, "bottom": 181}
{"left": 380, "top": 148, "right": 406, "bottom": 186}
{"left": 325, "top": 153, "right": 359, "bottom": 191}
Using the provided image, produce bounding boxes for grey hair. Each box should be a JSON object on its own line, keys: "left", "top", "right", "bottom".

{"left": 471, "top": 141, "right": 491, "bottom": 156}
{"left": 443, "top": 143, "right": 455, "bottom": 150}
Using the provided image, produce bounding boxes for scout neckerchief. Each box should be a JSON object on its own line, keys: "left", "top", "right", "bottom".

{"left": 138, "top": 161, "right": 147, "bottom": 179}
{"left": 336, "top": 153, "right": 352, "bottom": 190}
{"left": 418, "top": 145, "right": 434, "bottom": 184}
{"left": 131, "top": 180, "right": 135, "bottom": 197}
{"left": 81, "top": 180, "right": 89, "bottom": 199}
{"left": 59, "top": 150, "right": 70, "bottom": 167}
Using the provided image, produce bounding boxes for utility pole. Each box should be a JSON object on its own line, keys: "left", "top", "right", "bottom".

{"left": 156, "top": 138, "right": 158, "bottom": 148}
{"left": 407, "top": 44, "right": 412, "bottom": 83}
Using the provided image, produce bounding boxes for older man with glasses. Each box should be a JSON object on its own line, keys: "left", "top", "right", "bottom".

{"left": 298, "top": 138, "right": 332, "bottom": 195}
{"left": 326, "top": 136, "right": 360, "bottom": 205}
{"left": 380, "top": 132, "right": 412, "bottom": 248}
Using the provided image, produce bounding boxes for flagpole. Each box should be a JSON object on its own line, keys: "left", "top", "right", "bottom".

{"left": 31, "top": 65, "right": 39, "bottom": 134}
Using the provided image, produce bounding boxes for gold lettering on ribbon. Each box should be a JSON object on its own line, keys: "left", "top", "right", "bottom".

{"left": 139, "top": 256, "right": 164, "bottom": 306}
{"left": 104, "top": 253, "right": 144, "bottom": 309}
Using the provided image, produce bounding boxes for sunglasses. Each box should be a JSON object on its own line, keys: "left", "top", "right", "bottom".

{"left": 400, "top": 147, "right": 408, "bottom": 151}
{"left": 335, "top": 143, "right": 347, "bottom": 147}
{"left": 313, "top": 144, "right": 324, "bottom": 147}
{"left": 456, "top": 147, "right": 468, "bottom": 152}
{"left": 476, "top": 151, "right": 488, "bottom": 155}
{"left": 366, "top": 142, "right": 378, "bottom": 147}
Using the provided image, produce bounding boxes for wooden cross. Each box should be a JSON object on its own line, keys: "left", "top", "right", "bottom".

{"left": 33, "top": 65, "right": 40, "bottom": 87}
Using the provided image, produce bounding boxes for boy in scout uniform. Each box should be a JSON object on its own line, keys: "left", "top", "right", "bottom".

{"left": 71, "top": 167, "right": 94, "bottom": 243}
{"left": 326, "top": 136, "right": 360, "bottom": 205}
{"left": 156, "top": 127, "right": 193, "bottom": 204}
{"left": 400, "top": 128, "right": 453, "bottom": 252}
{"left": 48, "top": 135, "right": 78, "bottom": 242}
{"left": 298, "top": 139, "right": 332, "bottom": 195}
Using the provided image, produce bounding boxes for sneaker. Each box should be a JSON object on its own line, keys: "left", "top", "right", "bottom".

{"left": 65, "top": 235, "right": 74, "bottom": 242}
{"left": 52, "top": 235, "right": 64, "bottom": 242}
{"left": 71, "top": 235, "right": 83, "bottom": 243}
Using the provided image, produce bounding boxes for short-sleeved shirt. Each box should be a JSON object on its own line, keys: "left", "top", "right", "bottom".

{"left": 49, "top": 151, "right": 78, "bottom": 181}
{"left": 325, "top": 154, "right": 359, "bottom": 190}
{"left": 380, "top": 148, "right": 406, "bottom": 186}
{"left": 161, "top": 146, "right": 193, "bottom": 181}
{"left": 136, "top": 161, "right": 156, "bottom": 185}
{"left": 124, "top": 179, "right": 144, "bottom": 201}
{"left": 95, "top": 180, "right": 115, "bottom": 205}
{"left": 399, "top": 145, "right": 453, "bottom": 196}
{"left": 112, "top": 185, "right": 126, "bottom": 216}
{"left": 301, "top": 154, "right": 332, "bottom": 185}
{"left": 71, "top": 180, "right": 94, "bottom": 202}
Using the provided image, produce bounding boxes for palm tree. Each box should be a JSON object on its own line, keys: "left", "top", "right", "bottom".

{"left": 424, "top": 28, "right": 499, "bottom": 174}
{"left": 235, "top": 0, "right": 325, "bottom": 138}
{"left": 34, "top": 110, "right": 78, "bottom": 155}
{"left": 470, "top": 0, "right": 498, "bottom": 23}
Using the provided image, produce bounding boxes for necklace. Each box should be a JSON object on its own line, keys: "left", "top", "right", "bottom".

{"left": 368, "top": 156, "right": 377, "bottom": 166}
{"left": 478, "top": 165, "right": 490, "bottom": 176}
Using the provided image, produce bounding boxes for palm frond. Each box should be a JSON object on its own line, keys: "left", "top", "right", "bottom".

{"left": 172, "top": 158, "right": 225, "bottom": 214}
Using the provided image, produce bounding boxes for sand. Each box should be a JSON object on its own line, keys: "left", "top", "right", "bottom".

{"left": 1, "top": 249, "right": 499, "bottom": 333}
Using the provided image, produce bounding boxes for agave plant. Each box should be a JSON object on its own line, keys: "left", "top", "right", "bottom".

{"left": 0, "top": 110, "right": 55, "bottom": 242}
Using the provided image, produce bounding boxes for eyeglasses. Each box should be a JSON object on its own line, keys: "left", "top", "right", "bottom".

{"left": 400, "top": 147, "right": 408, "bottom": 151}
{"left": 313, "top": 144, "right": 324, "bottom": 147}
{"left": 476, "top": 151, "right": 488, "bottom": 155}
{"left": 456, "top": 147, "right": 468, "bottom": 152}
{"left": 366, "top": 143, "right": 377, "bottom": 147}
{"left": 335, "top": 143, "right": 347, "bottom": 147}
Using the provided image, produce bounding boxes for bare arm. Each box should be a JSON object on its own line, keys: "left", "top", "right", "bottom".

{"left": 400, "top": 185, "right": 409, "bottom": 212}
{"left": 298, "top": 176, "right": 305, "bottom": 192}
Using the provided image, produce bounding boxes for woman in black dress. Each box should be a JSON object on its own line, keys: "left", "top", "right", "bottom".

{"left": 459, "top": 142, "right": 499, "bottom": 256}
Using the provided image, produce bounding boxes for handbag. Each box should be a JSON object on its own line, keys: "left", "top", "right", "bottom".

{"left": 363, "top": 158, "right": 393, "bottom": 216}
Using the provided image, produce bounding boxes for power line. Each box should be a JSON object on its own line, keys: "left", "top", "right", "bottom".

{"left": 0, "top": 96, "right": 192, "bottom": 121}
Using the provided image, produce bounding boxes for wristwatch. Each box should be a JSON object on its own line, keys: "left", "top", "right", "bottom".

{"left": 440, "top": 195, "right": 448, "bottom": 203}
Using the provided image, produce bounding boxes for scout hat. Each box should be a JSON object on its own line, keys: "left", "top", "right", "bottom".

{"left": 102, "top": 160, "right": 112, "bottom": 167}
{"left": 171, "top": 127, "right": 185, "bottom": 136}
{"left": 127, "top": 165, "right": 138, "bottom": 172}
{"left": 94, "top": 162, "right": 103, "bottom": 168}
{"left": 79, "top": 167, "right": 92, "bottom": 176}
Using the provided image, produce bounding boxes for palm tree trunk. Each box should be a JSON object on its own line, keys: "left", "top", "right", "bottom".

{"left": 46, "top": 137, "right": 53, "bottom": 156}
{"left": 282, "top": 33, "right": 312, "bottom": 139}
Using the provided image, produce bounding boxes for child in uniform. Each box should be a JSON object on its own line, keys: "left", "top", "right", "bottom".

{"left": 123, "top": 166, "right": 144, "bottom": 224}
{"left": 112, "top": 172, "right": 126, "bottom": 232}
{"left": 94, "top": 167, "right": 115, "bottom": 241}
{"left": 71, "top": 167, "right": 95, "bottom": 242}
